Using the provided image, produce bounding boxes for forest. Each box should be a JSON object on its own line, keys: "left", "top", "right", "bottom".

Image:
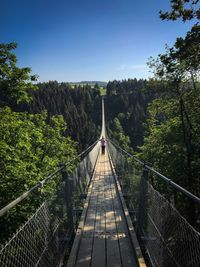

{"left": 105, "top": 12, "right": 200, "bottom": 229}
{"left": 0, "top": 43, "right": 102, "bottom": 241}
{"left": 0, "top": 0, "right": 199, "bottom": 244}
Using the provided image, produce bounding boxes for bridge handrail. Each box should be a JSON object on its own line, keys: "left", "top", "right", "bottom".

{"left": 108, "top": 139, "right": 200, "bottom": 205}
{"left": 0, "top": 140, "right": 99, "bottom": 217}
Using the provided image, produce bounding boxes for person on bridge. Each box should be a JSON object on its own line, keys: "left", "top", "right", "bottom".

{"left": 100, "top": 136, "right": 106, "bottom": 155}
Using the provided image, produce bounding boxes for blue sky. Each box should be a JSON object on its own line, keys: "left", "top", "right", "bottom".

{"left": 1, "top": 0, "right": 194, "bottom": 82}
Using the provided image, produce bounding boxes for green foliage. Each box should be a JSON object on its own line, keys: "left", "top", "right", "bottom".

{"left": 107, "top": 78, "right": 147, "bottom": 96}
{"left": 0, "top": 107, "right": 77, "bottom": 209}
{"left": 99, "top": 87, "right": 106, "bottom": 96}
{"left": 105, "top": 0, "right": 200, "bottom": 231}
{"left": 160, "top": 0, "right": 200, "bottom": 21}
{"left": 0, "top": 45, "right": 79, "bottom": 242}
{"left": 148, "top": 25, "right": 200, "bottom": 90}
{"left": 110, "top": 117, "right": 132, "bottom": 152}
{"left": 139, "top": 86, "right": 200, "bottom": 225}
{"left": 22, "top": 81, "right": 101, "bottom": 150}
{"left": 0, "top": 42, "right": 101, "bottom": 244}
{"left": 94, "top": 82, "right": 99, "bottom": 89}
{"left": 0, "top": 43, "right": 38, "bottom": 106}
{"left": 140, "top": 98, "right": 185, "bottom": 180}
{"left": 106, "top": 79, "right": 156, "bottom": 149}
{"left": 0, "top": 107, "right": 77, "bottom": 242}
{"left": 141, "top": 21, "right": 200, "bottom": 228}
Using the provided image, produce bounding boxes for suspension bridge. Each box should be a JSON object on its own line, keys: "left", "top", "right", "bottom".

{"left": 0, "top": 98, "right": 200, "bottom": 267}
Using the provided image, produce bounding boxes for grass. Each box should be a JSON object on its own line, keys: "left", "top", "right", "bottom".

{"left": 100, "top": 87, "right": 107, "bottom": 96}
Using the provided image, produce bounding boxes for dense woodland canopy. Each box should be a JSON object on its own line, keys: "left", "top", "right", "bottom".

{"left": 0, "top": 0, "right": 199, "bottom": 243}
{"left": 105, "top": 0, "right": 200, "bottom": 229}
{"left": 105, "top": 75, "right": 200, "bottom": 229}
{"left": 143, "top": 0, "right": 200, "bottom": 228}
{"left": 105, "top": 79, "right": 156, "bottom": 151}
{"left": 0, "top": 43, "right": 101, "bottom": 241}
{"left": 21, "top": 81, "right": 101, "bottom": 149}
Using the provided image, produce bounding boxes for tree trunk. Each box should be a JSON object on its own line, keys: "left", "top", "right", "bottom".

{"left": 179, "top": 96, "right": 196, "bottom": 227}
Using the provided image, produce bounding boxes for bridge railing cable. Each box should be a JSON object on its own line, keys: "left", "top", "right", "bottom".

{"left": 108, "top": 139, "right": 200, "bottom": 267}
{"left": 108, "top": 139, "right": 200, "bottom": 205}
{"left": 0, "top": 140, "right": 98, "bottom": 218}
{"left": 0, "top": 140, "right": 100, "bottom": 267}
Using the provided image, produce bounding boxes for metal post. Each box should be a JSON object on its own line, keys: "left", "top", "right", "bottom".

{"left": 166, "top": 181, "right": 172, "bottom": 203}
{"left": 135, "top": 164, "right": 150, "bottom": 265}
{"left": 137, "top": 164, "right": 149, "bottom": 237}
{"left": 60, "top": 164, "right": 75, "bottom": 239}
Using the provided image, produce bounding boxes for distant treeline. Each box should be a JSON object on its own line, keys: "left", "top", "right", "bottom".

{"left": 17, "top": 81, "right": 101, "bottom": 150}
{"left": 69, "top": 81, "right": 107, "bottom": 87}
{"left": 105, "top": 78, "right": 156, "bottom": 150}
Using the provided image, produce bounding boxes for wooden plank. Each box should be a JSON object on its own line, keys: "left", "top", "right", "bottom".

{"left": 75, "top": 172, "right": 99, "bottom": 266}
{"left": 115, "top": 209, "right": 138, "bottom": 267}
{"left": 75, "top": 237, "right": 93, "bottom": 267}
{"left": 91, "top": 207, "right": 106, "bottom": 267}
{"left": 108, "top": 170, "right": 139, "bottom": 267}
{"left": 91, "top": 238, "right": 106, "bottom": 267}
{"left": 67, "top": 168, "right": 98, "bottom": 267}
{"left": 105, "top": 205, "right": 122, "bottom": 267}
{"left": 91, "top": 154, "right": 106, "bottom": 267}
{"left": 75, "top": 153, "right": 106, "bottom": 266}
{"left": 106, "top": 235, "right": 122, "bottom": 267}
{"left": 105, "top": 169, "right": 122, "bottom": 267}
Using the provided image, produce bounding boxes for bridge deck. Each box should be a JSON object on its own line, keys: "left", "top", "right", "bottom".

{"left": 67, "top": 151, "right": 139, "bottom": 267}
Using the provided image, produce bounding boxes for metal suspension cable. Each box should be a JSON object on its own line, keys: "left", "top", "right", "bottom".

{"left": 0, "top": 139, "right": 99, "bottom": 217}
{"left": 108, "top": 138, "right": 200, "bottom": 205}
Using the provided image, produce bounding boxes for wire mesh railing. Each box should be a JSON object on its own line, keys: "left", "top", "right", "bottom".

{"left": 0, "top": 140, "right": 100, "bottom": 267}
{"left": 108, "top": 140, "right": 200, "bottom": 267}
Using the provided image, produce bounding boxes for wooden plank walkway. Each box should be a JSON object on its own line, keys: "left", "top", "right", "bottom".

{"left": 67, "top": 151, "right": 140, "bottom": 267}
